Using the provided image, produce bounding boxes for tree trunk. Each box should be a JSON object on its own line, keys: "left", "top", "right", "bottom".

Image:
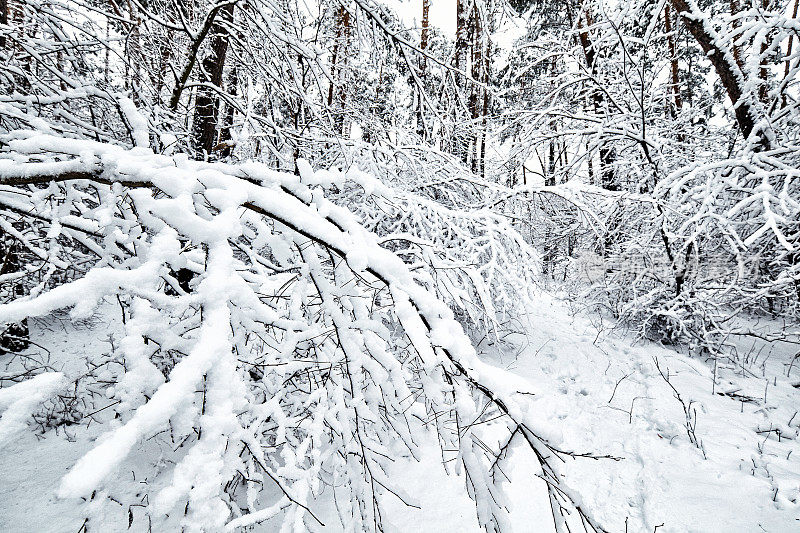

{"left": 0, "top": 0, "right": 7, "bottom": 49}
{"left": 416, "top": 0, "right": 431, "bottom": 139}
{"left": 192, "top": 2, "right": 234, "bottom": 159}
{"left": 455, "top": 0, "right": 469, "bottom": 73}
{"left": 154, "top": 3, "right": 180, "bottom": 107}
{"left": 664, "top": 3, "right": 682, "bottom": 115}
{"left": 758, "top": 0, "right": 773, "bottom": 102}
{"left": 125, "top": 2, "right": 142, "bottom": 104}
{"left": 670, "top": 0, "right": 761, "bottom": 142}
{"left": 217, "top": 66, "right": 237, "bottom": 158}
{"left": 576, "top": 11, "right": 617, "bottom": 191}
{"left": 327, "top": 6, "right": 350, "bottom": 136}
{"left": 728, "top": 0, "right": 745, "bottom": 71}
{"left": 784, "top": 0, "right": 800, "bottom": 79}
{"left": 479, "top": 35, "right": 489, "bottom": 179}
{"left": 468, "top": 2, "right": 482, "bottom": 175}
{"left": 0, "top": 232, "right": 28, "bottom": 354}
{"left": 420, "top": 0, "right": 430, "bottom": 71}
{"left": 452, "top": 0, "right": 473, "bottom": 166}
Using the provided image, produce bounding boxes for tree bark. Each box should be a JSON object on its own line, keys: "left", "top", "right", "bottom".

{"left": 192, "top": 2, "right": 234, "bottom": 159}
{"left": 416, "top": 0, "right": 430, "bottom": 139}
{"left": 758, "top": 0, "right": 773, "bottom": 102}
{"left": 728, "top": 0, "right": 745, "bottom": 71}
{"left": 785, "top": 0, "right": 800, "bottom": 79}
{"left": 0, "top": 0, "right": 7, "bottom": 49}
{"left": 576, "top": 11, "right": 617, "bottom": 191}
{"left": 455, "top": 0, "right": 469, "bottom": 73}
{"left": 169, "top": 1, "right": 232, "bottom": 111}
{"left": 327, "top": 6, "right": 350, "bottom": 135}
{"left": 468, "top": 2, "right": 483, "bottom": 175}
{"left": 0, "top": 232, "right": 28, "bottom": 353}
{"left": 664, "top": 3, "right": 682, "bottom": 114}
{"left": 453, "top": 0, "right": 472, "bottom": 165}
{"left": 217, "top": 66, "right": 237, "bottom": 158}
{"left": 420, "top": 0, "right": 430, "bottom": 72}
{"left": 670, "top": 0, "right": 760, "bottom": 141}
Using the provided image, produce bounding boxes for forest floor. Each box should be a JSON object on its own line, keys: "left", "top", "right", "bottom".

{"left": 490, "top": 293, "right": 800, "bottom": 532}
{"left": 1, "top": 293, "right": 799, "bottom": 532}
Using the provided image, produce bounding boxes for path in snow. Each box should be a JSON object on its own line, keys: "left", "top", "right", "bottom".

{"left": 493, "top": 293, "right": 800, "bottom": 532}
{"left": 0, "top": 296, "right": 798, "bottom": 532}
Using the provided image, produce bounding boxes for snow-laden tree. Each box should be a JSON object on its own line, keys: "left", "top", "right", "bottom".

{"left": 498, "top": 0, "right": 800, "bottom": 351}
{"left": 0, "top": 122, "right": 610, "bottom": 531}
{"left": 0, "top": 0, "right": 622, "bottom": 530}
{"left": 3, "top": 0, "right": 800, "bottom": 529}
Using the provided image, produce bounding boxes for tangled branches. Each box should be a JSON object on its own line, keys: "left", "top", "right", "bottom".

{"left": 0, "top": 129, "right": 606, "bottom": 531}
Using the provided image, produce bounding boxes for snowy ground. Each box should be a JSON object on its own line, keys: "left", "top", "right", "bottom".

{"left": 490, "top": 294, "right": 800, "bottom": 532}
{"left": 1, "top": 295, "right": 799, "bottom": 532}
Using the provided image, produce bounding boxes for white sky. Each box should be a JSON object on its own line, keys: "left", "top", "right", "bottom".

{"left": 385, "top": 0, "right": 459, "bottom": 37}
{"left": 382, "top": 0, "right": 527, "bottom": 53}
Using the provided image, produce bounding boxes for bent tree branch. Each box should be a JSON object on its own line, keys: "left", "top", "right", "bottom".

{"left": 669, "top": 0, "right": 761, "bottom": 141}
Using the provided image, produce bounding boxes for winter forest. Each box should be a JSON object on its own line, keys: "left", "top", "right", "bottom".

{"left": 1, "top": 0, "right": 800, "bottom": 530}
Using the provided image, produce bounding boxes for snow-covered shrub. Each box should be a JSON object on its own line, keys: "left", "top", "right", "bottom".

{"left": 501, "top": 155, "right": 800, "bottom": 353}
{"left": 0, "top": 129, "right": 603, "bottom": 531}
{"left": 492, "top": 0, "right": 800, "bottom": 354}
{"left": 272, "top": 142, "right": 542, "bottom": 346}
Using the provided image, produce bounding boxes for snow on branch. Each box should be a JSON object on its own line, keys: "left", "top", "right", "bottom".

{"left": 0, "top": 131, "right": 607, "bottom": 531}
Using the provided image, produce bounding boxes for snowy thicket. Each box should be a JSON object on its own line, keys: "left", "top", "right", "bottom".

{"left": 501, "top": 0, "right": 800, "bottom": 351}
{"left": 1, "top": 0, "right": 800, "bottom": 531}
{"left": 0, "top": 130, "right": 597, "bottom": 531}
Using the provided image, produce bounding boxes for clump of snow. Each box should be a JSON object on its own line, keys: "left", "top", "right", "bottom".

{"left": 0, "top": 372, "right": 66, "bottom": 449}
